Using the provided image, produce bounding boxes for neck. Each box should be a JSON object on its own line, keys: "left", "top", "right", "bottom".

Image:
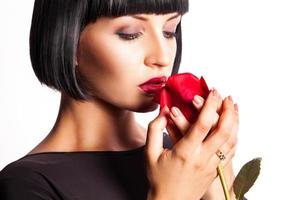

{"left": 30, "top": 94, "right": 147, "bottom": 153}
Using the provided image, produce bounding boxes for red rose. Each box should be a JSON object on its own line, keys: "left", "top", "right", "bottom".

{"left": 153, "top": 72, "right": 210, "bottom": 124}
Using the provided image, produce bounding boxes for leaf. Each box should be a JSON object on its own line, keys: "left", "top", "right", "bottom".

{"left": 233, "top": 157, "right": 262, "bottom": 200}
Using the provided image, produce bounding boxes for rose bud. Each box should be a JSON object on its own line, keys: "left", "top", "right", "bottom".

{"left": 153, "top": 72, "right": 210, "bottom": 124}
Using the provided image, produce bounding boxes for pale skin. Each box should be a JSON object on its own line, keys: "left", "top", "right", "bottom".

{"left": 28, "top": 12, "right": 239, "bottom": 200}
{"left": 160, "top": 91, "right": 239, "bottom": 200}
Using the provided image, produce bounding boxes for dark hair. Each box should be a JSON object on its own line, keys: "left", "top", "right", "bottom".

{"left": 30, "top": 0, "right": 189, "bottom": 100}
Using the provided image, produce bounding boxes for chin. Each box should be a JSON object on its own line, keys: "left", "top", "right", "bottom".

{"left": 133, "top": 101, "right": 159, "bottom": 113}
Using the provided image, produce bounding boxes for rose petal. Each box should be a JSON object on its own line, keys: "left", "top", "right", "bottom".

{"left": 154, "top": 72, "right": 210, "bottom": 123}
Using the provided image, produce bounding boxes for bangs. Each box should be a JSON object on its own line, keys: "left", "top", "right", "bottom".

{"left": 86, "top": 0, "right": 189, "bottom": 21}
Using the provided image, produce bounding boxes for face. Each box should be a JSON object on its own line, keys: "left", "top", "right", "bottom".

{"left": 77, "top": 12, "right": 181, "bottom": 112}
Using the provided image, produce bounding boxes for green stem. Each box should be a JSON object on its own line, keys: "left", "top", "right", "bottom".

{"left": 217, "top": 164, "right": 231, "bottom": 200}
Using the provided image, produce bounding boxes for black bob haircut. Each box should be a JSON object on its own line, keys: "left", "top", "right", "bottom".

{"left": 30, "top": 0, "right": 189, "bottom": 100}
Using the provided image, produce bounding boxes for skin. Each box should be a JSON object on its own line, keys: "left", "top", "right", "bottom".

{"left": 147, "top": 91, "right": 239, "bottom": 200}
{"left": 165, "top": 92, "right": 239, "bottom": 200}
{"left": 28, "top": 12, "right": 239, "bottom": 200}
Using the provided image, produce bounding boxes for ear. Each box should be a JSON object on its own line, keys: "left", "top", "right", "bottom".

{"left": 74, "top": 58, "right": 78, "bottom": 66}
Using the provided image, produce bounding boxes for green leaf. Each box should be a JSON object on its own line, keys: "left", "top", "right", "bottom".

{"left": 233, "top": 157, "right": 262, "bottom": 200}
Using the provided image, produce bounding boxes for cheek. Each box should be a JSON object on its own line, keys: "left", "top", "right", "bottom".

{"left": 172, "top": 40, "right": 177, "bottom": 60}
{"left": 79, "top": 32, "right": 143, "bottom": 74}
{"left": 77, "top": 34, "right": 144, "bottom": 100}
{"left": 167, "top": 41, "right": 177, "bottom": 74}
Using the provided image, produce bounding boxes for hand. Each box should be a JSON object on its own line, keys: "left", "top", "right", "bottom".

{"left": 165, "top": 89, "right": 240, "bottom": 199}
{"left": 145, "top": 89, "right": 236, "bottom": 200}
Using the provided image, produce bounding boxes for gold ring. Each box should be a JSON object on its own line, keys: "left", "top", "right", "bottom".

{"left": 216, "top": 150, "right": 226, "bottom": 161}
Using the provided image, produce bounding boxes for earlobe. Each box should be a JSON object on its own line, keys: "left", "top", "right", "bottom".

{"left": 75, "top": 46, "right": 80, "bottom": 66}
{"left": 75, "top": 38, "right": 82, "bottom": 67}
{"left": 74, "top": 59, "right": 78, "bottom": 66}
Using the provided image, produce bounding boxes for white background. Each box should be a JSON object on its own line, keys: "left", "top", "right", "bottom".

{"left": 1, "top": 1, "right": 300, "bottom": 199}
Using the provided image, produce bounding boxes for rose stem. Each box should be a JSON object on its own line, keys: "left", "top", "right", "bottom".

{"left": 217, "top": 164, "right": 231, "bottom": 200}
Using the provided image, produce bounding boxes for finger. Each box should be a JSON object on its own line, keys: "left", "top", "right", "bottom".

{"left": 193, "top": 94, "right": 221, "bottom": 135}
{"left": 212, "top": 93, "right": 223, "bottom": 129}
{"left": 207, "top": 144, "right": 237, "bottom": 177}
{"left": 194, "top": 93, "right": 223, "bottom": 114}
{"left": 185, "top": 88, "right": 222, "bottom": 145}
{"left": 219, "top": 104, "right": 239, "bottom": 167}
{"left": 205, "top": 141, "right": 234, "bottom": 168}
{"left": 216, "top": 94, "right": 223, "bottom": 114}
{"left": 145, "top": 106, "right": 169, "bottom": 163}
{"left": 192, "top": 95, "right": 205, "bottom": 110}
{"left": 169, "top": 106, "right": 191, "bottom": 134}
{"left": 203, "top": 96, "right": 238, "bottom": 155}
{"left": 215, "top": 134, "right": 238, "bottom": 165}
{"left": 212, "top": 101, "right": 240, "bottom": 154}
{"left": 222, "top": 144, "right": 237, "bottom": 166}
{"left": 193, "top": 94, "right": 218, "bottom": 142}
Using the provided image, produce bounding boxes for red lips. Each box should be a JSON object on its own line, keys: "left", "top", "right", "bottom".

{"left": 139, "top": 76, "right": 167, "bottom": 95}
{"left": 153, "top": 72, "right": 210, "bottom": 123}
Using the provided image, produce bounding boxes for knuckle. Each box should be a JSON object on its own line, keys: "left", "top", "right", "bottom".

{"left": 193, "top": 159, "right": 206, "bottom": 171}
{"left": 196, "top": 117, "right": 212, "bottom": 132}
{"left": 172, "top": 149, "right": 189, "bottom": 164}
{"left": 148, "top": 120, "right": 158, "bottom": 131}
{"left": 218, "top": 125, "right": 232, "bottom": 140}
{"left": 148, "top": 120, "right": 155, "bottom": 128}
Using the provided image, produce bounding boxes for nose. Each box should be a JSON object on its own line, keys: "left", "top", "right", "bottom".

{"left": 144, "top": 33, "right": 173, "bottom": 68}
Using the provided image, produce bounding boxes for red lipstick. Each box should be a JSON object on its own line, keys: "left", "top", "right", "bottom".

{"left": 139, "top": 76, "right": 167, "bottom": 95}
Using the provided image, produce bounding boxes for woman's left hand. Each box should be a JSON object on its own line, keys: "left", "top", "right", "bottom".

{"left": 165, "top": 92, "right": 239, "bottom": 200}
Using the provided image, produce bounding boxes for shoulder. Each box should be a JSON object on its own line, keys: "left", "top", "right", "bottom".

{"left": 0, "top": 156, "right": 59, "bottom": 199}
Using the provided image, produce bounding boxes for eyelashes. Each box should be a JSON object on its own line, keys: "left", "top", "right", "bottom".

{"left": 116, "top": 32, "right": 142, "bottom": 40}
{"left": 163, "top": 31, "right": 177, "bottom": 39}
{"left": 116, "top": 31, "right": 177, "bottom": 41}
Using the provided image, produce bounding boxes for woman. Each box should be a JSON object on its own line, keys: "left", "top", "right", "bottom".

{"left": 0, "top": 0, "right": 240, "bottom": 199}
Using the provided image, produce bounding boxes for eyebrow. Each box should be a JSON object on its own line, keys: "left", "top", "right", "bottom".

{"left": 131, "top": 13, "right": 181, "bottom": 21}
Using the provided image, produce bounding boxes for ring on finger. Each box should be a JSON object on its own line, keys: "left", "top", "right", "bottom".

{"left": 216, "top": 149, "right": 226, "bottom": 161}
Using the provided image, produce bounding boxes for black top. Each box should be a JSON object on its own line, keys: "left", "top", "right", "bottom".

{"left": 0, "top": 133, "right": 173, "bottom": 200}
{"left": 0, "top": 133, "right": 247, "bottom": 200}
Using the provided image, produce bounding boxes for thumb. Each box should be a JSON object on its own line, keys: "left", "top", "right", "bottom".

{"left": 145, "top": 106, "right": 169, "bottom": 163}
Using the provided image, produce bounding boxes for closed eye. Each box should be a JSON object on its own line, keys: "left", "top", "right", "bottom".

{"left": 117, "top": 32, "right": 142, "bottom": 40}
{"left": 163, "top": 31, "right": 177, "bottom": 39}
{"left": 116, "top": 31, "right": 177, "bottom": 41}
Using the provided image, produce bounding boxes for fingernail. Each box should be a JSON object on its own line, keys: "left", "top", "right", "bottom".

{"left": 211, "top": 88, "right": 218, "bottom": 97}
{"left": 193, "top": 95, "right": 204, "bottom": 106}
{"left": 228, "top": 95, "right": 233, "bottom": 102}
{"left": 234, "top": 103, "right": 239, "bottom": 112}
{"left": 171, "top": 107, "right": 179, "bottom": 117}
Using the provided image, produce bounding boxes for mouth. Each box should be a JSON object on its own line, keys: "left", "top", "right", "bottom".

{"left": 139, "top": 76, "right": 167, "bottom": 95}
